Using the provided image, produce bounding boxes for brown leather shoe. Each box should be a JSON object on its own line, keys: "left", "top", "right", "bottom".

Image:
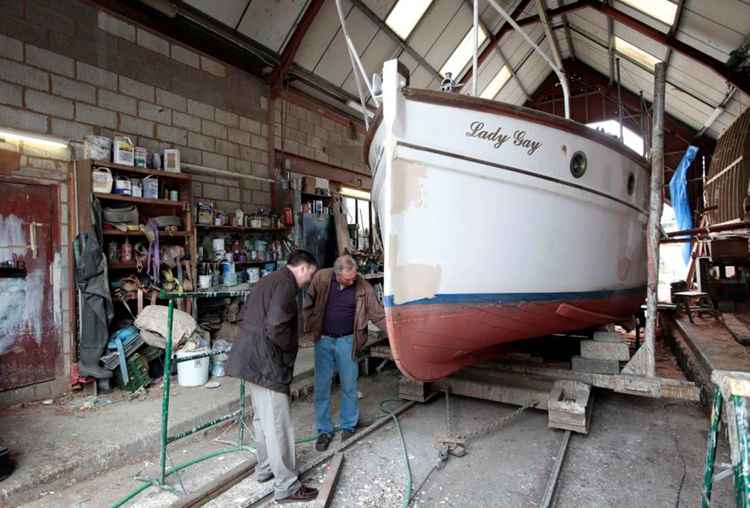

{"left": 276, "top": 485, "right": 319, "bottom": 504}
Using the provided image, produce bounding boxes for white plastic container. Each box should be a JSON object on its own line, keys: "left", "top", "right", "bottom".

{"left": 176, "top": 349, "right": 209, "bottom": 387}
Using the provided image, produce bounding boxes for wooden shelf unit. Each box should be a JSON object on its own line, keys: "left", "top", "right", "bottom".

{"left": 94, "top": 192, "right": 187, "bottom": 209}
{"left": 196, "top": 224, "right": 287, "bottom": 233}
{"left": 88, "top": 160, "right": 192, "bottom": 181}
{"left": 75, "top": 158, "right": 198, "bottom": 321}
{"left": 102, "top": 229, "right": 189, "bottom": 237}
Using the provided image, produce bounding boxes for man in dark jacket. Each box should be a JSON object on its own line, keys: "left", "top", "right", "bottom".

{"left": 303, "top": 255, "right": 386, "bottom": 452}
{"left": 226, "top": 249, "right": 319, "bottom": 504}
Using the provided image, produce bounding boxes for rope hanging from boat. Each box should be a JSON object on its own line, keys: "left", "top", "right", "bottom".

{"left": 334, "top": 0, "right": 380, "bottom": 129}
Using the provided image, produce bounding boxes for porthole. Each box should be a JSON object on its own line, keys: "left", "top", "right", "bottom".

{"left": 570, "top": 151, "right": 587, "bottom": 178}
{"left": 627, "top": 173, "right": 635, "bottom": 195}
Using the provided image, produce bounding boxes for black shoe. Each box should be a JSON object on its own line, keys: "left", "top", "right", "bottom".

{"left": 341, "top": 428, "right": 356, "bottom": 442}
{"left": 276, "top": 485, "right": 318, "bottom": 504}
{"left": 256, "top": 472, "right": 274, "bottom": 483}
{"left": 315, "top": 433, "right": 333, "bottom": 452}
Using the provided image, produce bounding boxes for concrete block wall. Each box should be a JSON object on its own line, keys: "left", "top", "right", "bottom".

{"left": 0, "top": 1, "right": 369, "bottom": 403}
{"left": 0, "top": 0, "right": 276, "bottom": 213}
{"left": 274, "top": 99, "right": 369, "bottom": 175}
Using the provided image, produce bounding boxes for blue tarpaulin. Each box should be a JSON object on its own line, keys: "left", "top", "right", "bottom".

{"left": 668, "top": 145, "right": 699, "bottom": 264}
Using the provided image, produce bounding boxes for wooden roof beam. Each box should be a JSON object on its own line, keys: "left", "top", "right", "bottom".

{"left": 663, "top": 0, "right": 687, "bottom": 69}
{"left": 556, "top": 0, "right": 576, "bottom": 60}
{"left": 270, "top": 0, "right": 325, "bottom": 93}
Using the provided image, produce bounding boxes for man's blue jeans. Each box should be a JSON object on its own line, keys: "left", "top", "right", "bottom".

{"left": 314, "top": 335, "right": 359, "bottom": 435}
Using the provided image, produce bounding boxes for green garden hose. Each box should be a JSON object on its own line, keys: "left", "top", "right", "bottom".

{"left": 112, "top": 400, "right": 415, "bottom": 507}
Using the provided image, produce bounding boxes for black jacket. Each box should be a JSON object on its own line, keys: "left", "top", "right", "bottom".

{"left": 226, "top": 267, "right": 299, "bottom": 394}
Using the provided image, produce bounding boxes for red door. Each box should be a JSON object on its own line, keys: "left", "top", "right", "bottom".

{"left": 0, "top": 182, "right": 59, "bottom": 391}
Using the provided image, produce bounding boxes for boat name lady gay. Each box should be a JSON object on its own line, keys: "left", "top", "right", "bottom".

{"left": 465, "top": 121, "right": 542, "bottom": 156}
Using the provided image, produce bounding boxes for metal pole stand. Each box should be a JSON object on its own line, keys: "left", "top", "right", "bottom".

{"left": 702, "top": 370, "right": 750, "bottom": 507}
{"left": 140, "top": 289, "right": 254, "bottom": 493}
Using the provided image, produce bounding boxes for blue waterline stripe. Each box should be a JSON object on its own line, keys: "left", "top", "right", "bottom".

{"left": 383, "top": 286, "right": 646, "bottom": 307}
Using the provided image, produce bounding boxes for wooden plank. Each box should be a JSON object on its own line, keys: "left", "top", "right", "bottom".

{"left": 170, "top": 459, "right": 257, "bottom": 508}
{"left": 86, "top": 159, "right": 192, "bottom": 181}
{"left": 722, "top": 314, "right": 750, "bottom": 346}
{"left": 94, "top": 192, "right": 186, "bottom": 208}
{"left": 478, "top": 361, "right": 701, "bottom": 401}
{"left": 311, "top": 454, "right": 344, "bottom": 508}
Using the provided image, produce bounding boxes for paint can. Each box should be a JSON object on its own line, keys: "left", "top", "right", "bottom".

{"left": 92, "top": 167, "right": 113, "bottom": 193}
{"left": 131, "top": 178, "right": 143, "bottom": 198}
{"left": 113, "top": 176, "right": 131, "bottom": 195}
{"left": 212, "top": 238, "right": 225, "bottom": 255}
{"left": 143, "top": 176, "right": 158, "bottom": 199}
{"left": 83, "top": 135, "right": 112, "bottom": 161}
{"left": 176, "top": 349, "right": 209, "bottom": 387}
{"left": 247, "top": 268, "right": 260, "bottom": 284}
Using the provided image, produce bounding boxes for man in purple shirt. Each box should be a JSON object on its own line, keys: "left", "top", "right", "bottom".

{"left": 303, "top": 255, "right": 386, "bottom": 451}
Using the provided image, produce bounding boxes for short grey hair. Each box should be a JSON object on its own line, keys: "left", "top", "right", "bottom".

{"left": 333, "top": 255, "right": 357, "bottom": 273}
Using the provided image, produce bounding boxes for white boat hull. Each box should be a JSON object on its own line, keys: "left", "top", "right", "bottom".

{"left": 368, "top": 61, "right": 649, "bottom": 381}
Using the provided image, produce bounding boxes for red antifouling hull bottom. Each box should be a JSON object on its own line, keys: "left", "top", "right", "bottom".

{"left": 385, "top": 292, "right": 645, "bottom": 381}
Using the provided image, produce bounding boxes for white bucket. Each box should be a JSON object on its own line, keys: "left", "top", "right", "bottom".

{"left": 176, "top": 349, "right": 209, "bottom": 387}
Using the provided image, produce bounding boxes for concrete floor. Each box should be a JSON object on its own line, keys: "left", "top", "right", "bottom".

{"left": 17, "top": 367, "right": 733, "bottom": 508}
{"left": 1, "top": 348, "right": 316, "bottom": 507}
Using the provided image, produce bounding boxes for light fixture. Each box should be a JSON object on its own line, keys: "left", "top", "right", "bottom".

{"left": 0, "top": 127, "right": 68, "bottom": 148}
{"left": 340, "top": 187, "right": 370, "bottom": 200}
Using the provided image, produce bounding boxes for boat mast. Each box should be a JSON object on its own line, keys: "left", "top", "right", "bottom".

{"left": 484, "top": 0, "right": 571, "bottom": 119}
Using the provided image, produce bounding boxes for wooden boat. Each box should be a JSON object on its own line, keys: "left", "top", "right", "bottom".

{"left": 365, "top": 60, "right": 649, "bottom": 381}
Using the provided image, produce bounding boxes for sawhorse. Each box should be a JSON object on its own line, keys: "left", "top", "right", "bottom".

{"left": 701, "top": 370, "right": 750, "bottom": 507}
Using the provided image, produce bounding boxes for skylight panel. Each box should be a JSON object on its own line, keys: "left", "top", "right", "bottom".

{"left": 440, "top": 26, "right": 488, "bottom": 79}
{"left": 386, "top": 0, "right": 433, "bottom": 40}
{"left": 614, "top": 36, "right": 661, "bottom": 69}
{"left": 480, "top": 66, "right": 511, "bottom": 99}
{"left": 618, "top": 0, "right": 677, "bottom": 26}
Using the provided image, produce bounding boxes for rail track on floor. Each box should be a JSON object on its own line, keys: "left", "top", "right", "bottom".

{"left": 164, "top": 389, "right": 574, "bottom": 508}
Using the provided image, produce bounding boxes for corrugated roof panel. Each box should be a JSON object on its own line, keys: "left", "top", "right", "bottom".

{"left": 408, "top": 0, "right": 462, "bottom": 64}
{"left": 237, "top": 0, "right": 310, "bottom": 53}
{"left": 475, "top": 51, "right": 506, "bottom": 95}
{"left": 481, "top": 0, "right": 518, "bottom": 33}
{"left": 295, "top": 0, "right": 352, "bottom": 71}
{"left": 411, "top": 65, "right": 435, "bottom": 89}
{"left": 314, "top": 7, "right": 379, "bottom": 85}
{"left": 361, "top": 0, "right": 400, "bottom": 20}
{"left": 668, "top": 52, "right": 732, "bottom": 103}
{"left": 667, "top": 54, "right": 729, "bottom": 106}
{"left": 340, "top": 30, "right": 400, "bottom": 95}
{"left": 499, "top": 23, "right": 546, "bottom": 69}
{"left": 676, "top": 2, "right": 750, "bottom": 63}
{"left": 425, "top": 3, "right": 474, "bottom": 72}
{"left": 183, "top": 0, "right": 249, "bottom": 29}
{"left": 614, "top": 23, "right": 668, "bottom": 63}
{"left": 612, "top": 0, "right": 675, "bottom": 29}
